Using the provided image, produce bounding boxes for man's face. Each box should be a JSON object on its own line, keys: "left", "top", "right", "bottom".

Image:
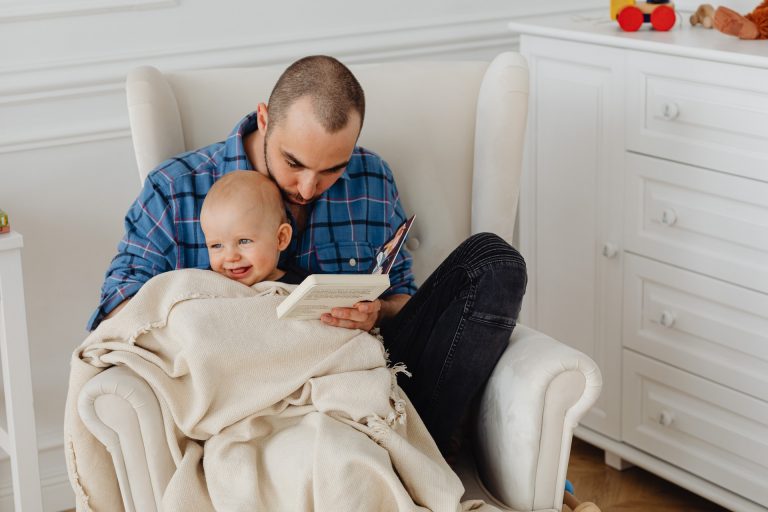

{"left": 263, "top": 96, "right": 360, "bottom": 206}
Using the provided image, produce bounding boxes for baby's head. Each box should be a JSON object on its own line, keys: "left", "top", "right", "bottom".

{"left": 201, "top": 171, "right": 292, "bottom": 286}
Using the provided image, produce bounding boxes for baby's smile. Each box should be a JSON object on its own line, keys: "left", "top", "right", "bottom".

{"left": 226, "top": 266, "right": 252, "bottom": 278}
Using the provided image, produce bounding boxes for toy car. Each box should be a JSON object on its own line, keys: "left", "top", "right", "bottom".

{"left": 611, "top": 0, "right": 677, "bottom": 31}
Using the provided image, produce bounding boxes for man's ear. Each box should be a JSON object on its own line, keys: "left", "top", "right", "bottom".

{"left": 257, "top": 102, "right": 269, "bottom": 133}
{"left": 277, "top": 222, "right": 292, "bottom": 251}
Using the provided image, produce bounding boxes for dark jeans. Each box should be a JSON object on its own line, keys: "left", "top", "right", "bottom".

{"left": 380, "top": 232, "right": 527, "bottom": 454}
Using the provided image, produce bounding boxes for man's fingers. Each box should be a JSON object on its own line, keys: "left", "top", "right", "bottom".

{"left": 330, "top": 307, "right": 368, "bottom": 323}
{"left": 321, "top": 314, "right": 363, "bottom": 330}
{"left": 321, "top": 301, "right": 380, "bottom": 331}
{"left": 322, "top": 304, "right": 377, "bottom": 330}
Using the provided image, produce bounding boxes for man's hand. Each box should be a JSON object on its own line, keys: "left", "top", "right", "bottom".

{"left": 321, "top": 300, "right": 381, "bottom": 331}
{"left": 320, "top": 294, "right": 410, "bottom": 331}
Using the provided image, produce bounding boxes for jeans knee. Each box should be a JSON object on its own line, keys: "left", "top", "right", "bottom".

{"left": 457, "top": 233, "right": 526, "bottom": 276}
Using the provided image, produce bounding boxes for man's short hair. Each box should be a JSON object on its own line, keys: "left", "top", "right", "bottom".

{"left": 266, "top": 55, "right": 365, "bottom": 137}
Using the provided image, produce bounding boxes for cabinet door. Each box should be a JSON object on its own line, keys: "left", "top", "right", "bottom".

{"left": 519, "top": 37, "right": 625, "bottom": 439}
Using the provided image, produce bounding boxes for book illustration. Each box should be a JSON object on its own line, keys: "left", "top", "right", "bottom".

{"left": 369, "top": 215, "right": 416, "bottom": 274}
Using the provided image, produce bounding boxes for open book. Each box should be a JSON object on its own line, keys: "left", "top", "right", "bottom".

{"left": 276, "top": 216, "right": 415, "bottom": 320}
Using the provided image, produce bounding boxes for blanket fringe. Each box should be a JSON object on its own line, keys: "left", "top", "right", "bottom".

{"left": 388, "top": 364, "right": 410, "bottom": 426}
{"left": 390, "top": 362, "right": 412, "bottom": 379}
{"left": 366, "top": 415, "right": 392, "bottom": 445}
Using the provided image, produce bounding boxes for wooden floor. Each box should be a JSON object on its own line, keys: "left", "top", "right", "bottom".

{"left": 565, "top": 438, "right": 729, "bottom": 512}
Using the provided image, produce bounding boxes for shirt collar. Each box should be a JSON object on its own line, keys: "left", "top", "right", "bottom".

{"left": 220, "top": 112, "right": 258, "bottom": 175}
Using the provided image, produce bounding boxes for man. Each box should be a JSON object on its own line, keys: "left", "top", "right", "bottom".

{"left": 90, "top": 55, "right": 527, "bottom": 456}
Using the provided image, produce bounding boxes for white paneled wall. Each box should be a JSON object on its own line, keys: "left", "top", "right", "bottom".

{"left": 0, "top": 0, "right": 601, "bottom": 509}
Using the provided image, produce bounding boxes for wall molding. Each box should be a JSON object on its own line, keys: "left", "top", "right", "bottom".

{"left": 0, "top": 14, "right": 528, "bottom": 153}
{"left": 0, "top": 0, "right": 178, "bottom": 23}
{"left": 2, "top": 14, "right": 518, "bottom": 94}
{"left": 0, "top": 7, "right": 570, "bottom": 96}
{"left": 0, "top": 82, "right": 123, "bottom": 107}
{"left": 0, "top": 126, "right": 131, "bottom": 155}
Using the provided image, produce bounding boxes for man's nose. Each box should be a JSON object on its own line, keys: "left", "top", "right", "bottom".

{"left": 297, "top": 174, "right": 317, "bottom": 199}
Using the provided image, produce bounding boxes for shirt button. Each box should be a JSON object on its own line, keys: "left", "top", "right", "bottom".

{"left": 349, "top": 258, "right": 357, "bottom": 267}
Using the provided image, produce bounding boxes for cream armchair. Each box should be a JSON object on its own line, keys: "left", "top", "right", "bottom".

{"left": 78, "top": 53, "right": 601, "bottom": 512}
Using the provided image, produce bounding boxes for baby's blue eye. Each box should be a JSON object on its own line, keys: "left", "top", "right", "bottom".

{"left": 209, "top": 243, "right": 222, "bottom": 249}
{"left": 239, "top": 239, "right": 252, "bottom": 245}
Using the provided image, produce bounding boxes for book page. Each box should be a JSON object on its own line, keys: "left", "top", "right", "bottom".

{"left": 304, "top": 286, "right": 384, "bottom": 300}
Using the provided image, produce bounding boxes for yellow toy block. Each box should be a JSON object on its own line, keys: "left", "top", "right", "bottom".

{"left": 611, "top": 0, "right": 636, "bottom": 20}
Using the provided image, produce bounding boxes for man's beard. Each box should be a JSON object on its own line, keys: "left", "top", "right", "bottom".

{"left": 263, "top": 139, "right": 315, "bottom": 206}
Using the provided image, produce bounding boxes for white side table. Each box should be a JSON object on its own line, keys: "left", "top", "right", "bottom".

{"left": 0, "top": 231, "right": 43, "bottom": 512}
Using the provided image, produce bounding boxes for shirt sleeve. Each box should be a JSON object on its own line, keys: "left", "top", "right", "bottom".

{"left": 380, "top": 161, "right": 418, "bottom": 297}
{"left": 86, "top": 174, "right": 178, "bottom": 330}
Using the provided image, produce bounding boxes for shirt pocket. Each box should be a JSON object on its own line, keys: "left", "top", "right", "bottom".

{"left": 315, "top": 241, "right": 377, "bottom": 274}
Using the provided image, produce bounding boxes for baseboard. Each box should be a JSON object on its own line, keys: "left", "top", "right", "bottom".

{"left": 0, "top": 429, "right": 74, "bottom": 512}
{"left": 0, "top": 471, "right": 73, "bottom": 512}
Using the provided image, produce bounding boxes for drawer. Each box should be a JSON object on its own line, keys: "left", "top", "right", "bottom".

{"left": 623, "top": 254, "right": 768, "bottom": 401}
{"left": 627, "top": 51, "right": 768, "bottom": 182}
{"left": 622, "top": 350, "right": 768, "bottom": 505}
{"left": 624, "top": 153, "right": 768, "bottom": 294}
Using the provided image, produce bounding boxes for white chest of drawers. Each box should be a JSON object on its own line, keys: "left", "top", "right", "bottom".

{"left": 511, "top": 11, "right": 768, "bottom": 512}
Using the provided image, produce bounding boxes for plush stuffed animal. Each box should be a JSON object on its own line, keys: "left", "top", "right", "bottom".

{"left": 714, "top": 1, "right": 768, "bottom": 39}
{"left": 691, "top": 4, "right": 716, "bottom": 28}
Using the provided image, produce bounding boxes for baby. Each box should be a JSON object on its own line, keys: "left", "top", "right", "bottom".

{"left": 201, "top": 170, "right": 304, "bottom": 286}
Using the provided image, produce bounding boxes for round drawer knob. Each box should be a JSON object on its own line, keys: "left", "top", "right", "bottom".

{"left": 602, "top": 242, "right": 619, "bottom": 259}
{"left": 661, "top": 208, "right": 678, "bottom": 226}
{"left": 659, "top": 410, "right": 674, "bottom": 427}
{"left": 662, "top": 102, "right": 680, "bottom": 121}
{"left": 660, "top": 310, "right": 676, "bottom": 328}
{"left": 405, "top": 237, "right": 420, "bottom": 251}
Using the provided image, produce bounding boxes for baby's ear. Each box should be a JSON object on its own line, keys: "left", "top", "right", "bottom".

{"left": 277, "top": 222, "right": 292, "bottom": 251}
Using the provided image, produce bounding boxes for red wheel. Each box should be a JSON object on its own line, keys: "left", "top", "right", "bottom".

{"left": 651, "top": 5, "right": 676, "bottom": 31}
{"left": 617, "top": 6, "right": 644, "bottom": 32}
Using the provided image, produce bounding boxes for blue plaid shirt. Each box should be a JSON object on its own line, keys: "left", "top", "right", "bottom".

{"left": 88, "top": 112, "right": 416, "bottom": 330}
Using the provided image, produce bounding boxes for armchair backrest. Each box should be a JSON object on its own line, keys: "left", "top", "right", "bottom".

{"left": 126, "top": 54, "right": 528, "bottom": 283}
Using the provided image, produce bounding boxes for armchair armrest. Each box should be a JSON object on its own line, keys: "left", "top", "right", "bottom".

{"left": 78, "top": 366, "right": 175, "bottom": 512}
{"left": 475, "top": 325, "right": 602, "bottom": 512}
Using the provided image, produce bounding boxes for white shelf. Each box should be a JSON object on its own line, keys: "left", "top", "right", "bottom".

{"left": 0, "top": 232, "right": 22, "bottom": 252}
{"left": 509, "top": 9, "right": 768, "bottom": 69}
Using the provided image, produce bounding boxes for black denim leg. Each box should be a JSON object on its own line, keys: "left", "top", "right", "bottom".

{"left": 380, "top": 233, "right": 527, "bottom": 453}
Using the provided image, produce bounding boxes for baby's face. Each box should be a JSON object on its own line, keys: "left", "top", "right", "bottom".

{"left": 202, "top": 204, "right": 287, "bottom": 287}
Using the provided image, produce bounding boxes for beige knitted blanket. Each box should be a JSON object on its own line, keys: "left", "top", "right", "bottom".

{"left": 65, "top": 269, "right": 500, "bottom": 512}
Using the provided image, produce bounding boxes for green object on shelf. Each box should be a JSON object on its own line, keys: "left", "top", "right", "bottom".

{"left": 0, "top": 209, "right": 9, "bottom": 234}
